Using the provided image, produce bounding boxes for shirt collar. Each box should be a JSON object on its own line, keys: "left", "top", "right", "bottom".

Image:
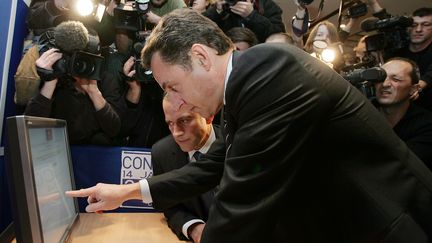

{"left": 223, "top": 52, "right": 234, "bottom": 105}
{"left": 188, "top": 126, "right": 216, "bottom": 161}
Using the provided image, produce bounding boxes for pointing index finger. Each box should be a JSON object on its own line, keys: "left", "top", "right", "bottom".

{"left": 65, "top": 187, "right": 95, "bottom": 198}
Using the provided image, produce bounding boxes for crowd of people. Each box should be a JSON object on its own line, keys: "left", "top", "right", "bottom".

{"left": 14, "top": 0, "right": 432, "bottom": 242}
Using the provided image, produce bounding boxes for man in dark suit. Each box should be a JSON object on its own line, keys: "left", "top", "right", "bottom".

{"left": 68, "top": 9, "right": 432, "bottom": 242}
{"left": 151, "top": 97, "right": 219, "bottom": 242}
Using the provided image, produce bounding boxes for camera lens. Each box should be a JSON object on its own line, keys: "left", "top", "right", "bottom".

{"left": 73, "top": 56, "right": 95, "bottom": 75}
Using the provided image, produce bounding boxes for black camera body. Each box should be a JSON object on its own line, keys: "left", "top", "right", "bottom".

{"left": 114, "top": 1, "right": 155, "bottom": 84}
{"left": 134, "top": 59, "right": 156, "bottom": 84}
{"left": 39, "top": 31, "right": 104, "bottom": 81}
{"left": 223, "top": 0, "right": 246, "bottom": 13}
{"left": 342, "top": 67, "right": 387, "bottom": 99}
{"left": 130, "top": 41, "right": 156, "bottom": 84}
{"left": 346, "top": 2, "right": 367, "bottom": 18}
{"left": 365, "top": 31, "right": 409, "bottom": 52}
{"left": 114, "top": 0, "right": 150, "bottom": 32}
{"left": 362, "top": 16, "right": 413, "bottom": 53}
{"left": 225, "top": 0, "right": 240, "bottom": 6}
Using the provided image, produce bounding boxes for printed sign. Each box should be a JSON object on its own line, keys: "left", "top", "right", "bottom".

{"left": 120, "top": 150, "right": 153, "bottom": 209}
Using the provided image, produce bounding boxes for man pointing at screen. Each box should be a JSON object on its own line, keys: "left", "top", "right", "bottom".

{"left": 68, "top": 8, "right": 432, "bottom": 243}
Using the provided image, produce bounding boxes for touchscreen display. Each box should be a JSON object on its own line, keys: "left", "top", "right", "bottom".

{"left": 28, "top": 127, "right": 77, "bottom": 242}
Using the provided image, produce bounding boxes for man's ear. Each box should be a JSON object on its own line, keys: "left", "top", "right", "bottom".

{"left": 190, "top": 44, "right": 211, "bottom": 71}
{"left": 410, "top": 83, "right": 420, "bottom": 95}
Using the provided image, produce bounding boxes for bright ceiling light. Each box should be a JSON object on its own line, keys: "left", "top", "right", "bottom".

{"left": 75, "top": 0, "right": 94, "bottom": 16}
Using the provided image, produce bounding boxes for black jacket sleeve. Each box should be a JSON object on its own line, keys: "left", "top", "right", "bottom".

{"left": 148, "top": 137, "right": 225, "bottom": 210}
{"left": 24, "top": 92, "right": 53, "bottom": 117}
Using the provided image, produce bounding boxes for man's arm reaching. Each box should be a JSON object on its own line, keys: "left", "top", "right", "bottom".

{"left": 66, "top": 182, "right": 142, "bottom": 212}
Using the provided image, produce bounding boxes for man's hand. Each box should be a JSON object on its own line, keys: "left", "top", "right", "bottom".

{"left": 146, "top": 11, "right": 162, "bottom": 25}
{"left": 123, "top": 56, "right": 136, "bottom": 78}
{"left": 215, "top": 0, "right": 227, "bottom": 13}
{"left": 36, "top": 48, "right": 62, "bottom": 70}
{"left": 75, "top": 78, "right": 99, "bottom": 94}
{"left": 188, "top": 223, "right": 205, "bottom": 243}
{"left": 74, "top": 77, "right": 107, "bottom": 110}
{"left": 410, "top": 80, "right": 428, "bottom": 100}
{"left": 123, "top": 56, "right": 141, "bottom": 103}
{"left": 66, "top": 183, "right": 141, "bottom": 212}
{"left": 105, "top": 0, "right": 118, "bottom": 16}
{"left": 230, "top": 0, "right": 253, "bottom": 18}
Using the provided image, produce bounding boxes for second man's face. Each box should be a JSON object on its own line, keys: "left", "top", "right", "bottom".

{"left": 163, "top": 100, "right": 210, "bottom": 152}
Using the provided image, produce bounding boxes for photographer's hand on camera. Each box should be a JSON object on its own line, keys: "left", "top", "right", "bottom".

{"left": 123, "top": 56, "right": 141, "bottom": 104}
{"left": 74, "top": 77, "right": 107, "bottom": 111}
{"left": 365, "top": 0, "right": 384, "bottom": 14}
{"left": 105, "top": 0, "right": 118, "bottom": 16}
{"left": 229, "top": 0, "right": 254, "bottom": 18}
{"left": 35, "top": 48, "right": 62, "bottom": 99}
{"left": 215, "top": 0, "right": 226, "bottom": 14}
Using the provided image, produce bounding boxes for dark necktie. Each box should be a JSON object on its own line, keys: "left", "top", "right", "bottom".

{"left": 193, "top": 151, "right": 203, "bottom": 161}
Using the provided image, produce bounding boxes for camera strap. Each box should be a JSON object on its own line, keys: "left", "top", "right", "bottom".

{"left": 36, "top": 67, "right": 62, "bottom": 82}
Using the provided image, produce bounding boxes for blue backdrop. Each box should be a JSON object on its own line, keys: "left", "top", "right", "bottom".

{"left": 0, "top": 0, "right": 29, "bottom": 233}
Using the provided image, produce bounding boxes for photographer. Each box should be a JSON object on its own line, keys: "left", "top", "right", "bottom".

{"left": 24, "top": 21, "right": 121, "bottom": 146}
{"left": 374, "top": 57, "right": 432, "bottom": 170}
{"left": 291, "top": 0, "right": 362, "bottom": 49}
{"left": 114, "top": 56, "right": 170, "bottom": 147}
{"left": 392, "top": 7, "right": 432, "bottom": 110}
{"left": 112, "top": 0, "right": 185, "bottom": 54}
{"left": 203, "top": 0, "right": 285, "bottom": 43}
{"left": 360, "top": 1, "right": 432, "bottom": 109}
{"left": 103, "top": 0, "right": 178, "bottom": 147}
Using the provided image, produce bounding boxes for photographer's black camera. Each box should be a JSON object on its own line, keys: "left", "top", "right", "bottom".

{"left": 38, "top": 30, "right": 104, "bottom": 81}
{"left": 130, "top": 42, "right": 156, "bottom": 84}
{"left": 346, "top": 1, "right": 367, "bottom": 18}
{"left": 222, "top": 0, "right": 246, "bottom": 13}
{"left": 341, "top": 67, "right": 387, "bottom": 99}
{"left": 225, "top": 0, "right": 240, "bottom": 6}
{"left": 114, "top": 0, "right": 150, "bottom": 32}
{"left": 361, "top": 16, "right": 413, "bottom": 54}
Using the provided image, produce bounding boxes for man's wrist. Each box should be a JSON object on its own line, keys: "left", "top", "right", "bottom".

{"left": 139, "top": 179, "right": 153, "bottom": 204}
{"left": 124, "top": 182, "right": 142, "bottom": 201}
{"left": 182, "top": 219, "right": 205, "bottom": 239}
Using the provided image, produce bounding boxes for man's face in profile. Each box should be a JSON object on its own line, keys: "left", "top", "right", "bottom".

{"left": 375, "top": 60, "right": 417, "bottom": 106}
{"left": 163, "top": 99, "right": 210, "bottom": 152}
{"left": 151, "top": 52, "right": 223, "bottom": 120}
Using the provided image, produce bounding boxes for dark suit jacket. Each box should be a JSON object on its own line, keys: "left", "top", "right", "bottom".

{"left": 151, "top": 126, "right": 221, "bottom": 240}
{"left": 149, "top": 44, "right": 432, "bottom": 243}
